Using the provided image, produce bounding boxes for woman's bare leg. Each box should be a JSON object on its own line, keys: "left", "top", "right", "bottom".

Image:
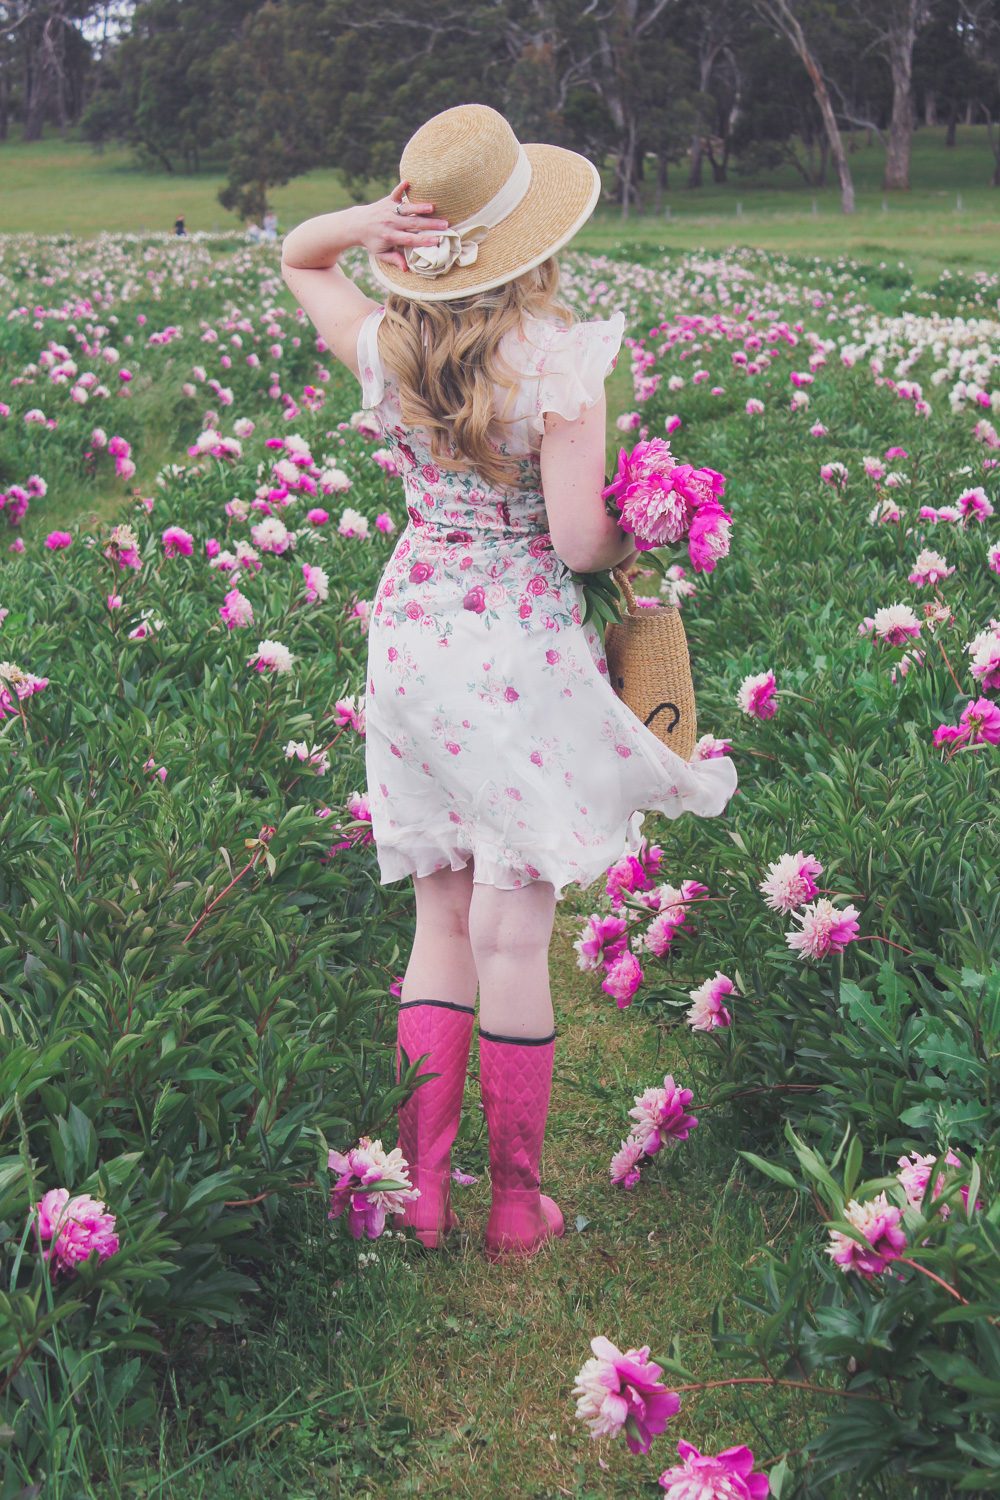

{"left": 469, "top": 880, "right": 557, "bottom": 1038}
{"left": 401, "top": 864, "right": 478, "bottom": 1008}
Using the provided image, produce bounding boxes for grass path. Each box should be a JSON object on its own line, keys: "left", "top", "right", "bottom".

{"left": 215, "top": 908, "right": 806, "bottom": 1500}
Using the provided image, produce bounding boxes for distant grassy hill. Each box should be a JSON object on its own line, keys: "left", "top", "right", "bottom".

{"left": 2, "top": 125, "right": 999, "bottom": 281}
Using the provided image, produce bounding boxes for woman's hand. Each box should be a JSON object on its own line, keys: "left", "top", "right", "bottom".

{"left": 360, "top": 181, "right": 449, "bottom": 272}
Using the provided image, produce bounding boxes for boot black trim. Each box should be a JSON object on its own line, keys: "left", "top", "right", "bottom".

{"left": 478, "top": 1028, "right": 556, "bottom": 1047}
{"left": 398, "top": 998, "right": 475, "bottom": 1015}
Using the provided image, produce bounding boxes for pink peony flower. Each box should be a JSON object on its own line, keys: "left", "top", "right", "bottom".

{"left": 934, "top": 696, "right": 1000, "bottom": 750}
{"left": 868, "top": 498, "right": 901, "bottom": 526}
{"left": 873, "top": 604, "right": 921, "bottom": 646}
{"left": 897, "top": 1149, "right": 968, "bottom": 1217}
{"left": 107, "top": 594, "right": 122, "bottom": 610}
{"left": 908, "top": 549, "right": 954, "bottom": 587}
{"left": 687, "top": 500, "right": 733, "bottom": 574}
{"left": 827, "top": 1193, "right": 907, "bottom": 1278}
{"left": 372, "top": 448, "right": 400, "bottom": 478}
{"left": 574, "top": 913, "right": 628, "bottom": 972}
{"left": 745, "top": 398, "right": 764, "bottom": 416}
{"left": 659, "top": 1440, "right": 771, "bottom": 1500}
{"left": 162, "top": 526, "right": 194, "bottom": 558}
{"left": 45, "top": 531, "right": 72, "bottom": 550}
{"left": 302, "top": 562, "right": 329, "bottom": 603}
{"left": 736, "top": 669, "right": 777, "bottom": 720}
{"left": 686, "top": 973, "right": 735, "bottom": 1031}
{"left": 886, "top": 447, "right": 908, "bottom": 460}
{"left": 219, "top": 588, "right": 254, "bottom": 630}
{"left": 862, "top": 455, "right": 886, "bottom": 482}
{"left": 629, "top": 1075, "right": 698, "bottom": 1153}
{"left": 602, "top": 951, "right": 643, "bottom": 1008}
{"left": 34, "top": 1188, "right": 119, "bottom": 1276}
{"left": 988, "top": 542, "right": 1000, "bottom": 575}
{"left": 249, "top": 638, "right": 294, "bottom": 674}
{"left": 968, "top": 624, "right": 1000, "bottom": 691}
{"left": 665, "top": 414, "right": 682, "bottom": 435}
{"left": 610, "top": 1136, "right": 645, "bottom": 1189}
{"left": 786, "top": 899, "right": 861, "bottom": 961}
{"left": 810, "top": 422, "right": 829, "bottom": 437}
{"left": 605, "top": 839, "right": 663, "bottom": 906}
{"left": 958, "top": 487, "right": 994, "bottom": 523}
{"left": 572, "top": 1336, "right": 680, "bottom": 1454}
{"left": 306, "top": 507, "right": 329, "bottom": 527}
{"left": 333, "top": 695, "right": 366, "bottom": 735}
{"left": 691, "top": 733, "right": 731, "bottom": 761}
{"left": 328, "top": 1137, "right": 418, "bottom": 1239}
{"left": 759, "top": 851, "right": 823, "bottom": 913}
{"left": 820, "top": 461, "right": 848, "bottom": 489}
{"left": 375, "top": 512, "right": 395, "bottom": 534}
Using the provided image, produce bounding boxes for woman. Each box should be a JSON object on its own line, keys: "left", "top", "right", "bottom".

{"left": 282, "top": 104, "right": 736, "bottom": 1261}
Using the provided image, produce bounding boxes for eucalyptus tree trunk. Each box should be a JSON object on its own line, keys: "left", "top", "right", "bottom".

{"left": 882, "top": 0, "right": 920, "bottom": 190}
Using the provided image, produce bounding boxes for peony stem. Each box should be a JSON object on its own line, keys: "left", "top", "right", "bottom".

{"left": 937, "top": 636, "right": 964, "bottom": 697}
{"left": 182, "top": 851, "right": 263, "bottom": 944}
{"left": 895, "top": 1257, "right": 967, "bottom": 1302}
{"left": 673, "top": 1375, "right": 880, "bottom": 1403}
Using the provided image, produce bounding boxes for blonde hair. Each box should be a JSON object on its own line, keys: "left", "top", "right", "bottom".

{"left": 377, "top": 257, "right": 574, "bottom": 490}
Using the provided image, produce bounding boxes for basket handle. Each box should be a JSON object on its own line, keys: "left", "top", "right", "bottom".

{"left": 612, "top": 566, "right": 638, "bottom": 617}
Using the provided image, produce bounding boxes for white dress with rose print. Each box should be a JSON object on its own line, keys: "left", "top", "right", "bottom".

{"left": 359, "top": 306, "right": 737, "bottom": 897}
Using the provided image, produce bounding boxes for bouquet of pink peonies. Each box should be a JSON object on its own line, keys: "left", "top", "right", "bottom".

{"left": 578, "top": 438, "right": 732, "bottom": 627}
{"left": 603, "top": 438, "right": 732, "bottom": 571}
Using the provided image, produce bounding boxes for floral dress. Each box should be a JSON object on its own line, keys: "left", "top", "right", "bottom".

{"left": 358, "top": 307, "right": 737, "bottom": 898}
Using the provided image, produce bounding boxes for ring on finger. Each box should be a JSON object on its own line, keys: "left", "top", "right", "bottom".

{"left": 395, "top": 204, "right": 404, "bottom": 216}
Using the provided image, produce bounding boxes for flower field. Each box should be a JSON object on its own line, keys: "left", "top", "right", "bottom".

{"left": 2, "top": 231, "right": 1000, "bottom": 1497}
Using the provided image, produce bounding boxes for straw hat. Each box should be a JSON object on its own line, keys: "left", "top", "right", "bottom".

{"left": 368, "top": 104, "right": 602, "bottom": 303}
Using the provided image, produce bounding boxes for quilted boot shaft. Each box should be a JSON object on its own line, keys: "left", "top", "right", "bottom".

{"left": 480, "top": 1031, "right": 564, "bottom": 1261}
{"left": 396, "top": 1001, "right": 475, "bottom": 1248}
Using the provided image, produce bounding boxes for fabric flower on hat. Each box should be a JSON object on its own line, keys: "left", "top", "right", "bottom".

{"left": 659, "top": 1440, "right": 770, "bottom": 1499}
{"left": 572, "top": 1336, "right": 680, "bottom": 1453}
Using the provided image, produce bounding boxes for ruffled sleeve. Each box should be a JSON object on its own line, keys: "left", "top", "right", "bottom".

{"left": 525, "top": 311, "right": 625, "bottom": 440}
{"left": 357, "top": 305, "right": 387, "bottom": 410}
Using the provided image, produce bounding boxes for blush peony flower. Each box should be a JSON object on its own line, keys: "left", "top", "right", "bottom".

{"left": 691, "top": 733, "right": 731, "bottom": 761}
{"left": 161, "top": 525, "right": 194, "bottom": 558}
{"left": 810, "top": 421, "right": 829, "bottom": 437}
{"left": 827, "top": 1193, "right": 907, "bottom": 1278}
{"left": 572, "top": 1336, "right": 680, "bottom": 1454}
{"left": 105, "top": 522, "right": 142, "bottom": 571}
{"left": 219, "top": 588, "right": 253, "bottom": 630}
{"left": 333, "top": 694, "right": 366, "bottom": 735}
{"left": 745, "top": 398, "right": 764, "bottom": 416}
{"left": 45, "top": 531, "right": 72, "bottom": 550}
{"left": 372, "top": 448, "right": 401, "bottom": 477}
{"left": 302, "top": 562, "right": 329, "bottom": 603}
{"left": 967, "top": 624, "right": 1000, "bottom": 691}
{"left": 908, "top": 549, "right": 954, "bottom": 587}
{"left": 987, "top": 542, "right": 1000, "bottom": 575}
{"left": 34, "top": 1189, "right": 119, "bottom": 1276}
{"left": 249, "top": 638, "right": 294, "bottom": 675}
{"left": 873, "top": 604, "right": 921, "bottom": 646}
{"left": 629, "top": 1075, "right": 698, "bottom": 1153}
{"left": 251, "top": 516, "right": 292, "bottom": 554}
{"left": 958, "top": 486, "right": 994, "bottom": 523}
{"left": 339, "top": 506, "right": 371, "bottom": 539}
{"left": 820, "top": 461, "right": 848, "bottom": 489}
{"left": 610, "top": 1136, "right": 645, "bottom": 1189}
{"left": 736, "top": 669, "right": 777, "bottom": 720}
{"left": 686, "top": 973, "right": 735, "bottom": 1031}
{"left": 862, "top": 455, "right": 886, "bottom": 482}
{"left": 868, "top": 498, "right": 901, "bottom": 526}
{"left": 786, "top": 899, "right": 861, "bottom": 961}
{"left": 328, "top": 1137, "right": 419, "bottom": 1239}
{"left": 602, "top": 951, "right": 643, "bottom": 1008}
{"left": 759, "top": 851, "right": 823, "bottom": 913}
{"left": 574, "top": 913, "right": 628, "bottom": 972}
{"left": 896, "top": 1149, "right": 966, "bottom": 1217}
{"left": 659, "top": 1440, "right": 771, "bottom": 1500}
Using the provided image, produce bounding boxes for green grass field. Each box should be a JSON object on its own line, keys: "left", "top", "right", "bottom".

{"left": 3, "top": 126, "right": 1000, "bottom": 282}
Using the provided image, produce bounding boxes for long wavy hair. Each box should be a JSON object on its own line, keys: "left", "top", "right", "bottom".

{"left": 377, "top": 257, "right": 575, "bottom": 490}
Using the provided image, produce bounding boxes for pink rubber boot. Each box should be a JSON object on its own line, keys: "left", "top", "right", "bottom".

{"left": 396, "top": 1000, "right": 475, "bottom": 1248}
{"left": 479, "top": 1030, "right": 565, "bottom": 1262}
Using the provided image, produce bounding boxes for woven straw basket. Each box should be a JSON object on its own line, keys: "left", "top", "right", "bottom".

{"left": 604, "top": 568, "right": 698, "bottom": 762}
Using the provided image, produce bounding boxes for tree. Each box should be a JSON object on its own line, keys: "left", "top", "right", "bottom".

{"left": 753, "top": 0, "right": 856, "bottom": 211}
{"left": 963, "top": 0, "right": 1000, "bottom": 182}
{"left": 854, "top": 0, "right": 934, "bottom": 189}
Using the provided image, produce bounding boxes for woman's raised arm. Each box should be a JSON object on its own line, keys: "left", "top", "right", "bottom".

{"left": 280, "top": 183, "right": 449, "bottom": 378}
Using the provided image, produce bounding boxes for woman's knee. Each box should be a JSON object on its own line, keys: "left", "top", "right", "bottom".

{"left": 468, "top": 882, "right": 555, "bottom": 966}
{"left": 413, "top": 865, "right": 474, "bottom": 940}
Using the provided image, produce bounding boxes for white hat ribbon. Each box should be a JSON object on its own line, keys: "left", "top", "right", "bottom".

{"left": 404, "top": 146, "right": 532, "bottom": 278}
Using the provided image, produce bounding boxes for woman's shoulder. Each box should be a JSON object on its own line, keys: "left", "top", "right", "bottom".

{"left": 515, "top": 310, "right": 625, "bottom": 356}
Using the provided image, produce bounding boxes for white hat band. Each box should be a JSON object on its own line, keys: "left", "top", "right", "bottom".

{"left": 404, "top": 146, "right": 533, "bottom": 279}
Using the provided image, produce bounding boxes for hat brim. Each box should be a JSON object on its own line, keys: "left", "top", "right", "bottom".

{"left": 368, "top": 144, "right": 601, "bottom": 303}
